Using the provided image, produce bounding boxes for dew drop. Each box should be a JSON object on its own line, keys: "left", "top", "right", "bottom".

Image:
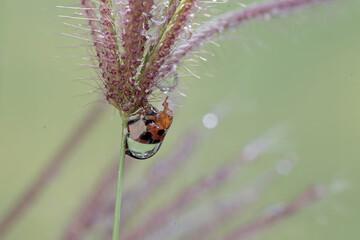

{"left": 264, "top": 13, "right": 271, "bottom": 21}
{"left": 239, "top": 2, "right": 247, "bottom": 8}
{"left": 316, "top": 215, "right": 328, "bottom": 225}
{"left": 330, "top": 178, "right": 349, "bottom": 194}
{"left": 125, "top": 107, "right": 169, "bottom": 160}
{"left": 157, "top": 71, "right": 178, "bottom": 93}
{"left": 151, "top": 18, "right": 166, "bottom": 26}
{"left": 276, "top": 158, "right": 296, "bottom": 175}
{"left": 126, "top": 137, "right": 162, "bottom": 160}
{"left": 179, "top": 27, "right": 192, "bottom": 40}
{"left": 202, "top": 113, "right": 218, "bottom": 129}
{"left": 163, "top": 0, "right": 170, "bottom": 7}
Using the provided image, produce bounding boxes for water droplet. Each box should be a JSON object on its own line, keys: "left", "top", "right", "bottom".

{"left": 261, "top": 202, "right": 286, "bottom": 217}
{"left": 151, "top": 18, "right": 166, "bottom": 26}
{"left": 126, "top": 137, "right": 162, "bottom": 160}
{"left": 202, "top": 113, "right": 218, "bottom": 129}
{"left": 156, "top": 71, "right": 178, "bottom": 93}
{"left": 316, "top": 215, "right": 328, "bottom": 225}
{"left": 330, "top": 178, "right": 349, "bottom": 194}
{"left": 125, "top": 102, "right": 172, "bottom": 160}
{"left": 179, "top": 27, "right": 192, "bottom": 40}
{"left": 276, "top": 158, "right": 296, "bottom": 175}
{"left": 239, "top": 2, "right": 247, "bottom": 8}
{"left": 264, "top": 13, "right": 271, "bottom": 21}
{"left": 163, "top": 1, "right": 170, "bottom": 7}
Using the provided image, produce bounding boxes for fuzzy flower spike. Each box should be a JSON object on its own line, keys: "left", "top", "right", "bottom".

{"left": 65, "top": 0, "right": 333, "bottom": 238}
{"left": 80, "top": 0, "right": 196, "bottom": 116}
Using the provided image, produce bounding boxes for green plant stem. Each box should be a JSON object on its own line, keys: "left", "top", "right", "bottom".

{"left": 112, "top": 116, "right": 128, "bottom": 240}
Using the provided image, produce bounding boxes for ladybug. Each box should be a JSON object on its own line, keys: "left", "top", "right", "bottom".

{"left": 125, "top": 97, "right": 173, "bottom": 159}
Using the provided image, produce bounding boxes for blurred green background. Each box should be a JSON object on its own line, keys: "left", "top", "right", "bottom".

{"left": 1, "top": 0, "right": 360, "bottom": 239}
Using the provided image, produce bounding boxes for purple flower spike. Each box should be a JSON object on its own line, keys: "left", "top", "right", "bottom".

{"left": 78, "top": 0, "right": 200, "bottom": 115}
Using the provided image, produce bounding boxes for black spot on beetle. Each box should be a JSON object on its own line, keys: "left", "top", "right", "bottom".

{"left": 145, "top": 119, "right": 155, "bottom": 126}
{"left": 140, "top": 132, "right": 153, "bottom": 142}
{"left": 157, "top": 129, "right": 165, "bottom": 136}
{"left": 152, "top": 139, "right": 161, "bottom": 144}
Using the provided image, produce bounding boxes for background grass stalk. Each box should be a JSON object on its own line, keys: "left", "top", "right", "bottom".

{"left": 0, "top": 105, "right": 105, "bottom": 239}
{"left": 112, "top": 116, "right": 128, "bottom": 240}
